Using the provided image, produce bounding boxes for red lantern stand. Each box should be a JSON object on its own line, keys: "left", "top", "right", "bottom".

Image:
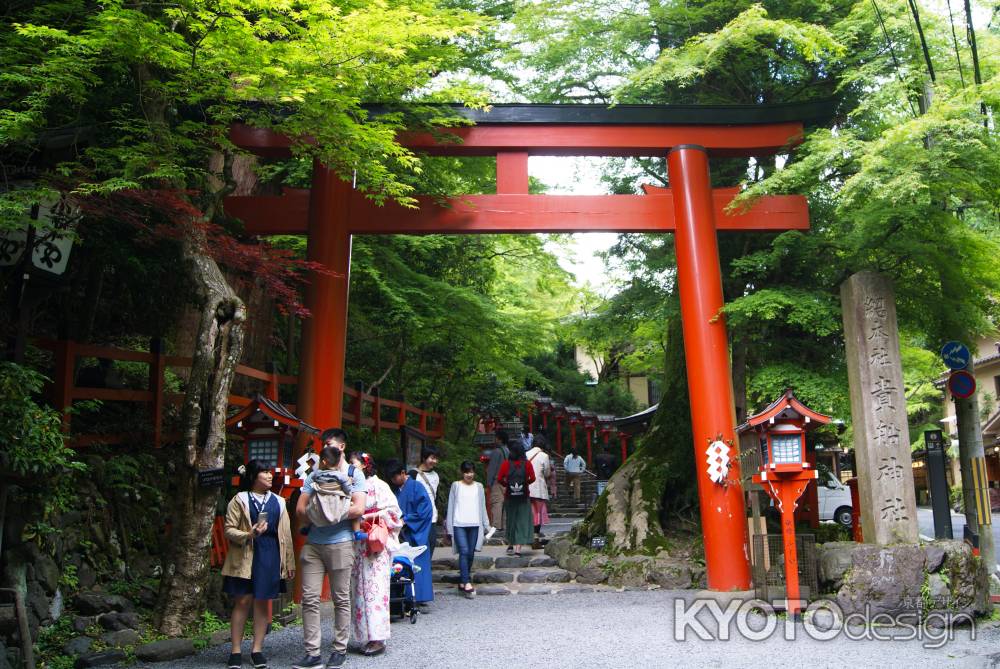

{"left": 582, "top": 411, "right": 597, "bottom": 467}
{"left": 619, "top": 433, "right": 629, "bottom": 464}
{"left": 537, "top": 397, "right": 553, "bottom": 431}
{"left": 751, "top": 466, "right": 815, "bottom": 617}
{"left": 552, "top": 403, "right": 566, "bottom": 455}
{"left": 740, "top": 390, "right": 831, "bottom": 617}
{"left": 597, "top": 414, "right": 617, "bottom": 462}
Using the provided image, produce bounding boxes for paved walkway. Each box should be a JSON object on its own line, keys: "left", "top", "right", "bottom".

{"left": 151, "top": 588, "right": 1000, "bottom": 669}
{"left": 153, "top": 514, "right": 1000, "bottom": 668}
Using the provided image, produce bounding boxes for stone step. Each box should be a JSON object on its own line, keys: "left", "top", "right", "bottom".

{"left": 431, "top": 555, "right": 557, "bottom": 570}
{"left": 432, "top": 567, "right": 572, "bottom": 585}
{"left": 433, "top": 583, "right": 603, "bottom": 597}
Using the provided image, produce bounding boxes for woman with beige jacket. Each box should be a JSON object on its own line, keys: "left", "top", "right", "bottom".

{"left": 222, "top": 460, "right": 295, "bottom": 669}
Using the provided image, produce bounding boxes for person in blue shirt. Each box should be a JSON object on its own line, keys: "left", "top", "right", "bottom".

{"left": 292, "top": 430, "right": 366, "bottom": 669}
{"left": 388, "top": 461, "right": 434, "bottom": 607}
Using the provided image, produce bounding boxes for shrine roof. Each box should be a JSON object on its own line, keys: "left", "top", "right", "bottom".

{"left": 226, "top": 393, "right": 319, "bottom": 434}
{"left": 736, "top": 389, "right": 831, "bottom": 433}
{"left": 613, "top": 403, "right": 658, "bottom": 431}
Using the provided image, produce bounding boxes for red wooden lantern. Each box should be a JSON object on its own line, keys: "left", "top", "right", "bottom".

{"left": 536, "top": 396, "right": 553, "bottom": 429}
{"left": 740, "top": 389, "right": 831, "bottom": 617}
{"left": 227, "top": 394, "right": 320, "bottom": 498}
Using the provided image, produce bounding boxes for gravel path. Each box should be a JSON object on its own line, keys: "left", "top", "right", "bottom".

{"left": 145, "top": 589, "right": 1000, "bottom": 669}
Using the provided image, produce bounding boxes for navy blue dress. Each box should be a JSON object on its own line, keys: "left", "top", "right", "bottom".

{"left": 223, "top": 493, "right": 285, "bottom": 600}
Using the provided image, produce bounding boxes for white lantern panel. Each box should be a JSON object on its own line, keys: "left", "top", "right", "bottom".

{"left": 249, "top": 438, "right": 280, "bottom": 468}
{"left": 771, "top": 433, "right": 802, "bottom": 464}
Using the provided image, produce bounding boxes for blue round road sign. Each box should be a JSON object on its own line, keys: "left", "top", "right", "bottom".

{"left": 948, "top": 370, "right": 976, "bottom": 399}
{"left": 941, "top": 341, "right": 971, "bottom": 370}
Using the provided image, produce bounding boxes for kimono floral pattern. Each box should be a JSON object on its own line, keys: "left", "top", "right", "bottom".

{"left": 352, "top": 475, "right": 403, "bottom": 644}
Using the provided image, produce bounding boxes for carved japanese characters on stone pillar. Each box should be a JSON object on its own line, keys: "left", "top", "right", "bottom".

{"left": 841, "top": 271, "right": 919, "bottom": 545}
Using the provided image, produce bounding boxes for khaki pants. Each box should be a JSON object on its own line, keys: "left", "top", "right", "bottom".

{"left": 300, "top": 541, "right": 353, "bottom": 656}
{"left": 566, "top": 473, "right": 581, "bottom": 502}
{"left": 489, "top": 482, "right": 505, "bottom": 530}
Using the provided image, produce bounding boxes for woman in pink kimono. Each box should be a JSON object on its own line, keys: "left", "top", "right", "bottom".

{"left": 348, "top": 452, "right": 402, "bottom": 657}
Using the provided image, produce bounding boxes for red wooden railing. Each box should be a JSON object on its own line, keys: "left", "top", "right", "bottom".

{"left": 34, "top": 338, "right": 444, "bottom": 447}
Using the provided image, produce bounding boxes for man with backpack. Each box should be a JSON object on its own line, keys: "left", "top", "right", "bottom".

{"left": 486, "top": 430, "right": 510, "bottom": 531}
{"left": 293, "top": 429, "right": 366, "bottom": 669}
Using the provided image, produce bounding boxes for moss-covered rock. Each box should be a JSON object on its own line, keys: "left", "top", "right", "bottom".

{"left": 835, "top": 540, "right": 989, "bottom": 618}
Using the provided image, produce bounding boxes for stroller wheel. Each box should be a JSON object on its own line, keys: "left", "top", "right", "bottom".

{"left": 410, "top": 610, "right": 418, "bottom": 624}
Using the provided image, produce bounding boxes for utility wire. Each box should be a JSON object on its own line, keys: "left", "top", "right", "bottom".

{"left": 945, "top": 0, "right": 967, "bottom": 88}
{"left": 906, "top": 0, "right": 935, "bottom": 82}
{"left": 871, "top": 0, "right": 917, "bottom": 117}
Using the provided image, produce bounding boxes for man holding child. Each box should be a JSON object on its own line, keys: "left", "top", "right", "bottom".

{"left": 292, "top": 429, "right": 366, "bottom": 669}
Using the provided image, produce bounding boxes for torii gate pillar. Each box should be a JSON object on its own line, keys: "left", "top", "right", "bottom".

{"left": 668, "top": 145, "right": 751, "bottom": 591}
{"left": 296, "top": 163, "right": 352, "bottom": 436}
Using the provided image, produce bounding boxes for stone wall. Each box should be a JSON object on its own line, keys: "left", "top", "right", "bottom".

{"left": 0, "top": 448, "right": 232, "bottom": 668}
{"left": 545, "top": 534, "right": 706, "bottom": 589}
{"left": 817, "top": 540, "right": 990, "bottom": 618}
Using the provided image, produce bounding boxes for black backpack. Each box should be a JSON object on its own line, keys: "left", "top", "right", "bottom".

{"left": 506, "top": 460, "right": 527, "bottom": 498}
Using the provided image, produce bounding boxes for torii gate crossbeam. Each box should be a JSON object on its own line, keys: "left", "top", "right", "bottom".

{"left": 226, "top": 103, "right": 825, "bottom": 593}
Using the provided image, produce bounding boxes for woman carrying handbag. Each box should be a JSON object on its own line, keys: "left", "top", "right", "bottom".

{"left": 348, "top": 452, "right": 402, "bottom": 657}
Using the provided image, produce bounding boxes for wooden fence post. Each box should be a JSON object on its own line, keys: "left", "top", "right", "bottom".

{"left": 418, "top": 402, "right": 428, "bottom": 434}
{"left": 352, "top": 380, "right": 364, "bottom": 428}
{"left": 373, "top": 387, "right": 381, "bottom": 435}
{"left": 51, "top": 339, "right": 76, "bottom": 432}
{"left": 149, "top": 337, "right": 165, "bottom": 448}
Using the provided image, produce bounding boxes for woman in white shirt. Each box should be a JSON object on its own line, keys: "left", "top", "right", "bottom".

{"left": 445, "top": 461, "right": 491, "bottom": 597}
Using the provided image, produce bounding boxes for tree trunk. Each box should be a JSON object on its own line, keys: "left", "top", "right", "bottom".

{"left": 155, "top": 232, "right": 246, "bottom": 636}
{"left": 575, "top": 296, "right": 697, "bottom": 552}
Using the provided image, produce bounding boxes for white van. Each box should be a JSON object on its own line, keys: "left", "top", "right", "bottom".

{"left": 817, "top": 469, "right": 854, "bottom": 526}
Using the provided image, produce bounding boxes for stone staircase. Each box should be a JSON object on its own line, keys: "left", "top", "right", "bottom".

{"left": 548, "top": 455, "right": 599, "bottom": 517}
{"left": 430, "top": 549, "right": 612, "bottom": 596}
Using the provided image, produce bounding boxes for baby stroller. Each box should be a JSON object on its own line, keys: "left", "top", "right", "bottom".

{"left": 389, "top": 542, "right": 426, "bottom": 625}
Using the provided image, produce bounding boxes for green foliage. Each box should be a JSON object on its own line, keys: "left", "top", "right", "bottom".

{"left": 747, "top": 362, "right": 849, "bottom": 421}
{"left": 59, "top": 564, "right": 79, "bottom": 592}
{"left": 1, "top": 0, "right": 489, "bottom": 206}
{"left": 950, "top": 484, "right": 963, "bottom": 510}
{"left": 811, "top": 521, "right": 851, "bottom": 544}
{"left": 343, "top": 232, "right": 584, "bottom": 444}
{"left": 623, "top": 4, "right": 844, "bottom": 101}
{"left": 35, "top": 616, "right": 77, "bottom": 669}
{"left": 0, "top": 362, "right": 86, "bottom": 540}
{"left": 186, "top": 610, "right": 228, "bottom": 639}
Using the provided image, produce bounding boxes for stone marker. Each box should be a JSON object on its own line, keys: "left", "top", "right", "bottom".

{"left": 841, "top": 271, "right": 918, "bottom": 544}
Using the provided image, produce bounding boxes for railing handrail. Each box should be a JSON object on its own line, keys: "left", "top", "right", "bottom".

{"left": 34, "top": 337, "right": 445, "bottom": 446}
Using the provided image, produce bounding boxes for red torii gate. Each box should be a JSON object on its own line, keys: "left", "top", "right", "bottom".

{"left": 225, "top": 103, "right": 823, "bottom": 592}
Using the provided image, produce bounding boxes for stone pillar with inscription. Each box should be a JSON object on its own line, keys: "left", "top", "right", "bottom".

{"left": 841, "top": 271, "right": 919, "bottom": 545}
